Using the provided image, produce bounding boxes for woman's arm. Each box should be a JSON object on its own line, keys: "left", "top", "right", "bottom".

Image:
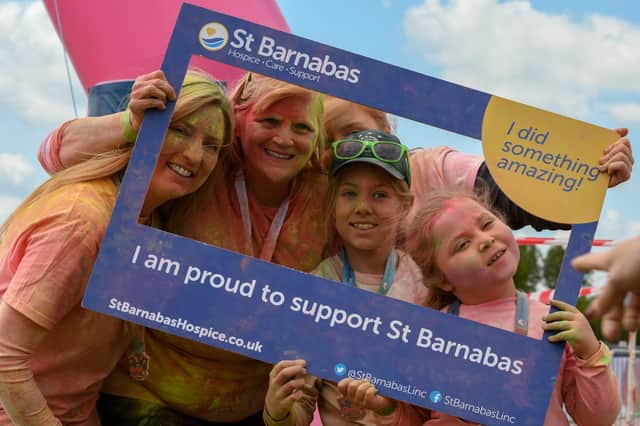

{"left": 0, "top": 303, "right": 61, "bottom": 425}
{"left": 53, "top": 113, "right": 124, "bottom": 170}
{"left": 474, "top": 162, "right": 571, "bottom": 231}
{"left": 0, "top": 183, "right": 110, "bottom": 424}
{"left": 39, "top": 70, "right": 176, "bottom": 172}
{"left": 411, "top": 129, "right": 632, "bottom": 231}
{"left": 475, "top": 130, "right": 632, "bottom": 230}
{"left": 409, "top": 146, "right": 568, "bottom": 230}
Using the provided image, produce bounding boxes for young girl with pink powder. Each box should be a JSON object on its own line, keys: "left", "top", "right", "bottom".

{"left": 401, "top": 188, "right": 621, "bottom": 425}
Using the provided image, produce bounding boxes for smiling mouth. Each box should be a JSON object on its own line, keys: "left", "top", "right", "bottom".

{"left": 265, "top": 148, "right": 294, "bottom": 160}
{"left": 487, "top": 249, "right": 506, "bottom": 266}
{"left": 351, "top": 223, "right": 376, "bottom": 230}
{"left": 168, "top": 162, "right": 194, "bottom": 177}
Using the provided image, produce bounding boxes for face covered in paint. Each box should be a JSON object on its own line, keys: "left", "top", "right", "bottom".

{"left": 335, "top": 163, "right": 405, "bottom": 265}
{"left": 236, "top": 94, "right": 319, "bottom": 206}
{"left": 144, "top": 104, "right": 225, "bottom": 217}
{"left": 430, "top": 197, "right": 520, "bottom": 305}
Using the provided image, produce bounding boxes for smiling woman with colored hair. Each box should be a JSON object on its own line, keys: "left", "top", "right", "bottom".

{"left": 0, "top": 69, "right": 233, "bottom": 426}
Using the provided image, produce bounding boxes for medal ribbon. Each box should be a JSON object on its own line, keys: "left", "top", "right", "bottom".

{"left": 339, "top": 247, "right": 397, "bottom": 295}
{"left": 235, "top": 172, "right": 291, "bottom": 261}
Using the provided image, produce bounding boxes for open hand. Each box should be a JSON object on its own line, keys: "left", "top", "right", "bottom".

{"left": 572, "top": 236, "right": 640, "bottom": 340}
{"left": 543, "top": 299, "right": 600, "bottom": 359}
{"left": 127, "top": 70, "right": 177, "bottom": 132}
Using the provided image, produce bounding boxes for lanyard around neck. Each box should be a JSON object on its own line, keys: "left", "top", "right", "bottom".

{"left": 234, "top": 172, "right": 291, "bottom": 262}
{"left": 339, "top": 248, "right": 397, "bottom": 296}
{"left": 447, "top": 291, "right": 529, "bottom": 336}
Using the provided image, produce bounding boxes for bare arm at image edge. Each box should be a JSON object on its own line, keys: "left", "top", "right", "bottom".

{"left": 0, "top": 303, "right": 61, "bottom": 425}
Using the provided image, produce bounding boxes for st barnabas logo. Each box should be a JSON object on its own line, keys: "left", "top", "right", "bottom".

{"left": 199, "top": 23, "right": 229, "bottom": 51}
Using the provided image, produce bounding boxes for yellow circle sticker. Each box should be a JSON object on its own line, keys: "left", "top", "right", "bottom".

{"left": 482, "top": 96, "right": 617, "bottom": 224}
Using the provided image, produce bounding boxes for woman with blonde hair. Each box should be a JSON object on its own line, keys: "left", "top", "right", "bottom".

{"left": 0, "top": 69, "right": 233, "bottom": 425}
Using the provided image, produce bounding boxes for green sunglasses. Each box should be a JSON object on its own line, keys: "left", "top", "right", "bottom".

{"left": 330, "top": 138, "right": 411, "bottom": 186}
{"left": 332, "top": 139, "right": 408, "bottom": 163}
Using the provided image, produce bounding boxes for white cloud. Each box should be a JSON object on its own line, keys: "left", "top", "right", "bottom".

{"left": 551, "top": 229, "right": 571, "bottom": 240}
{"left": 601, "top": 103, "right": 640, "bottom": 126}
{"left": 404, "top": 0, "right": 640, "bottom": 120}
{"left": 0, "top": 153, "right": 34, "bottom": 185}
{"left": 0, "top": 1, "right": 86, "bottom": 126}
{"left": 0, "top": 195, "right": 22, "bottom": 223}
{"left": 626, "top": 220, "right": 640, "bottom": 236}
{"left": 596, "top": 208, "right": 622, "bottom": 239}
{"left": 605, "top": 210, "right": 619, "bottom": 221}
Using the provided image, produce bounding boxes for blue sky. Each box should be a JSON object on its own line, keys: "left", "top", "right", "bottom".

{"left": 1, "top": 0, "right": 638, "bottom": 252}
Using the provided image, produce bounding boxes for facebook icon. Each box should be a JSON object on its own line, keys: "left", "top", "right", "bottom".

{"left": 429, "top": 390, "right": 443, "bottom": 404}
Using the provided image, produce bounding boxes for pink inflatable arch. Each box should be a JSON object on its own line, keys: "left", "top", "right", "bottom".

{"left": 43, "top": 0, "right": 290, "bottom": 91}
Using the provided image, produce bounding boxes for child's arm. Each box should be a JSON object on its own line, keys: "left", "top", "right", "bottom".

{"left": 263, "top": 359, "right": 318, "bottom": 426}
{"left": 543, "top": 300, "right": 622, "bottom": 425}
{"left": 336, "top": 378, "right": 428, "bottom": 425}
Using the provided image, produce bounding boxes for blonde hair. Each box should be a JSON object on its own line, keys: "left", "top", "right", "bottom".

{"left": 229, "top": 72, "right": 325, "bottom": 170}
{"left": 323, "top": 163, "right": 413, "bottom": 257}
{"left": 323, "top": 96, "right": 393, "bottom": 143}
{"left": 1, "top": 69, "right": 233, "bottom": 238}
{"left": 405, "top": 187, "right": 504, "bottom": 310}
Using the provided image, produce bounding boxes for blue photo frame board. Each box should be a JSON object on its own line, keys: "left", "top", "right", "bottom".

{"left": 82, "top": 4, "right": 609, "bottom": 424}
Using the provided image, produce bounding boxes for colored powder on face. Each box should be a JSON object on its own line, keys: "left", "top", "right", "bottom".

{"left": 163, "top": 132, "right": 186, "bottom": 152}
{"left": 429, "top": 208, "right": 454, "bottom": 255}
{"left": 431, "top": 236, "right": 443, "bottom": 252}
{"left": 185, "top": 107, "right": 220, "bottom": 134}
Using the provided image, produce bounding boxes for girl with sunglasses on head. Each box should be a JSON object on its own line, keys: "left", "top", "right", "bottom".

{"left": 263, "top": 130, "right": 427, "bottom": 426}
